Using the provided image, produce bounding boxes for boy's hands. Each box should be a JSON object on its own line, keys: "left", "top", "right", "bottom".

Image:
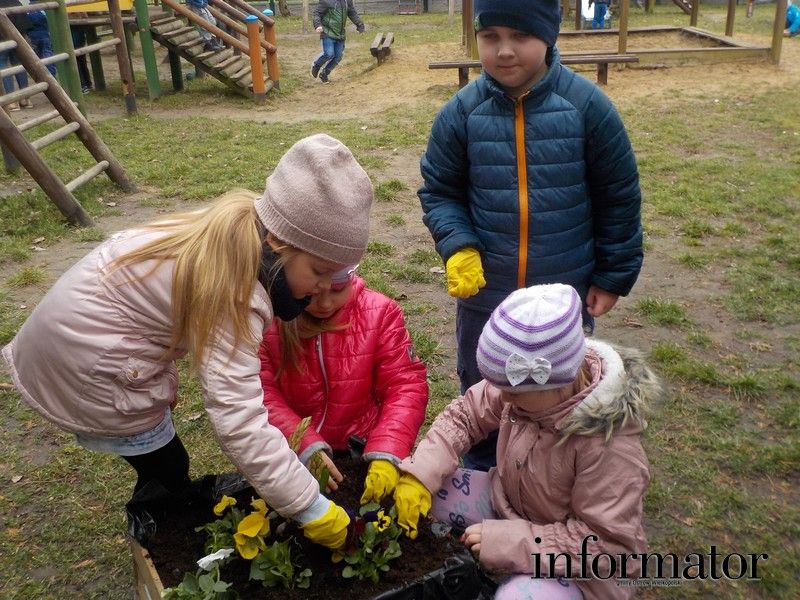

{"left": 393, "top": 473, "right": 431, "bottom": 539}
{"left": 301, "top": 500, "right": 350, "bottom": 550}
{"left": 445, "top": 248, "right": 486, "bottom": 298}
{"left": 360, "top": 459, "right": 399, "bottom": 505}
{"left": 585, "top": 285, "right": 619, "bottom": 317}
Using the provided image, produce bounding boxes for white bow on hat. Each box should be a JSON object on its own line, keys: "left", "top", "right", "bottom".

{"left": 505, "top": 353, "right": 552, "bottom": 386}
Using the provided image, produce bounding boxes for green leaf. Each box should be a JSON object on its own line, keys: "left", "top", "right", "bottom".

{"left": 342, "top": 565, "right": 356, "bottom": 579}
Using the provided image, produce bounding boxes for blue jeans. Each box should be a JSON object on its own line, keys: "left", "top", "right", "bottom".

{"left": 0, "top": 49, "right": 28, "bottom": 95}
{"left": 592, "top": 3, "right": 608, "bottom": 29}
{"left": 313, "top": 36, "right": 345, "bottom": 76}
{"left": 29, "top": 36, "right": 57, "bottom": 77}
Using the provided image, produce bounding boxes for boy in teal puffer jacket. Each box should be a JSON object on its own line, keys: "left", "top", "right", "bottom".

{"left": 418, "top": 0, "right": 643, "bottom": 471}
{"left": 311, "top": 0, "right": 364, "bottom": 83}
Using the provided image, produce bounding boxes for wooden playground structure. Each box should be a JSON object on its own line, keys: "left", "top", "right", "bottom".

{"left": 462, "top": 0, "right": 789, "bottom": 67}
{"left": 0, "top": 0, "right": 283, "bottom": 226}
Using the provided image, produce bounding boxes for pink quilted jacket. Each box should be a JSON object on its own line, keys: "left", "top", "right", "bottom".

{"left": 2, "top": 228, "right": 320, "bottom": 518}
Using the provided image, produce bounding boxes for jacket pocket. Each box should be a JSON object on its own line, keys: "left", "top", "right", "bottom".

{"left": 113, "top": 356, "right": 177, "bottom": 414}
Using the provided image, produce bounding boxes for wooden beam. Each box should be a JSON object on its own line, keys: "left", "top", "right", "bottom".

{"left": 725, "top": 0, "right": 736, "bottom": 37}
{"left": 619, "top": 0, "right": 630, "bottom": 54}
{"left": 771, "top": 0, "right": 787, "bottom": 64}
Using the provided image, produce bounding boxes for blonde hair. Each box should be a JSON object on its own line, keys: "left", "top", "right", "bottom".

{"left": 111, "top": 190, "right": 263, "bottom": 370}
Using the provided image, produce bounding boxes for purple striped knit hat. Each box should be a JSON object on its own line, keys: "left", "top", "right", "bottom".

{"left": 476, "top": 284, "right": 586, "bottom": 392}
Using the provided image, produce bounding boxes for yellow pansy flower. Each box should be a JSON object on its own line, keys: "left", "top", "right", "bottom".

{"left": 251, "top": 498, "right": 268, "bottom": 515}
{"left": 375, "top": 511, "right": 392, "bottom": 533}
{"left": 213, "top": 495, "right": 236, "bottom": 516}
{"left": 234, "top": 531, "right": 267, "bottom": 559}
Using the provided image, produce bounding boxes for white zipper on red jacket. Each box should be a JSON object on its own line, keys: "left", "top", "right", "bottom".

{"left": 315, "top": 335, "right": 329, "bottom": 433}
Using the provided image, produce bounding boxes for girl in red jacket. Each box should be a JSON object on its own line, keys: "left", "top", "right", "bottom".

{"left": 259, "top": 266, "right": 428, "bottom": 504}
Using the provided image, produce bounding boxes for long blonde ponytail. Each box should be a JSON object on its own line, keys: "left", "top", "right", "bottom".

{"left": 111, "top": 190, "right": 263, "bottom": 369}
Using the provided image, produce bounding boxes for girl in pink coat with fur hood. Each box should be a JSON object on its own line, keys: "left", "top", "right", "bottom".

{"left": 393, "top": 284, "right": 662, "bottom": 600}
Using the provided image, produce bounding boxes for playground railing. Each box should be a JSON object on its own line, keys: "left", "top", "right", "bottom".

{"left": 159, "top": 0, "right": 278, "bottom": 92}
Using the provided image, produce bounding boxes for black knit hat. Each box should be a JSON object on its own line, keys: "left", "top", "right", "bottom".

{"left": 474, "top": 0, "right": 561, "bottom": 48}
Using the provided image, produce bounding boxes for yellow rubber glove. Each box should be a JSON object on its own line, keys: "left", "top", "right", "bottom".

{"left": 445, "top": 248, "right": 486, "bottom": 299}
{"left": 360, "top": 459, "right": 400, "bottom": 505}
{"left": 393, "top": 473, "right": 432, "bottom": 539}
{"left": 301, "top": 500, "right": 350, "bottom": 550}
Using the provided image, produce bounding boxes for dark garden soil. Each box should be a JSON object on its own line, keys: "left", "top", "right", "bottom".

{"left": 145, "top": 457, "right": 476, "bottom": 599}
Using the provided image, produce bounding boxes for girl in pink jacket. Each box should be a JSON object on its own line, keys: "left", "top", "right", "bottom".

{"left": 2, "top": 134, "right": 374, "bottom": 551}
{"left": 393, "top": 284, "right": 661, "bottom": 600}
{"left": 259, "top": 269, "right": 428, "bottom": 505}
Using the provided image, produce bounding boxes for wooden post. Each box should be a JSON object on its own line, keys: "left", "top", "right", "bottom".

{"left": 84, "top": 28, "right": 106, "bottom": 91}
{"left": 771, "top": 0, "right": 787, "bottom": 64}
{"left": 725, "top": 0, "right": 736, "bottom": 36}
{"left": 47, "top": 1, "right": 86, "bottom": 115}
{"left": 106, "top": 0, "right": 136, "bottom": 115}
{"left": 133, "top": 0, "right": 161, "bottom": 99}
{"left": 245, "top": 16, "right": 266, "bottom": 102}
{"left": 302, "top": 0, "right": 309, "bottom": 34}
{"left": 646, "top": 0, "right": 655, "bottom": 14}
{"left": 618, "top": 0, "right": 630, "bottom": 55}
{"left": 262, "top": 9, "right": 279, "bottom": 87}
{"left": 690, "top": 0, "right": 700, "bottom": 27}
{"left": 448, "top": 0, "right": 454, "bottom": 27}
{"left": 575, "top": 0, "right": 582, "bottom": 30}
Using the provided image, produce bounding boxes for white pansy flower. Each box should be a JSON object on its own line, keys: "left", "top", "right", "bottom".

{"left": 197, "top": 548, "right": 234, "bottom": 571}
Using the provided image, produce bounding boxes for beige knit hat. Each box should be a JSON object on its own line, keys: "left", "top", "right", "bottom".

{"left": 254, "top": 134, "right": 374, "bottom": 265}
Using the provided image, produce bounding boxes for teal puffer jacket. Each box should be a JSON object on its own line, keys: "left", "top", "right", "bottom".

{"left": 419, "top": 47, "right": 643, "bottom": 314}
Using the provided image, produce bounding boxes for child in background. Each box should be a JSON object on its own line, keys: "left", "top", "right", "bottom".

{"left": 259, "top": 266, "right": 428, "bottom": 504}
{"left": 418, "top": 0, "right": 643, "bottom": 470}
{"left": 785, "top": 0, "right": 800, "bottom": 37}
{"left": 311, "top": 0, "right": 365, "bottom": 84}
{"left": 26, "top": 10, "right": 57, "bottom": 77}
{"left": 185, "top": 0, "right": 225, "bottom": 52}
{"left": 393, "top": 284, "right": 660, "bottom": 599}
{"left": 0, "top": 7, "right": 31, "bottom": 111}
{"left": 2, "top": 134, "right": 374, "bottom": 551}
{"left": 588, "top": 0, "right": 610, "bottom": 29}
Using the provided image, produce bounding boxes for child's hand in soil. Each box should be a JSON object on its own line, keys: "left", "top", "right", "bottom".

{"left": 319, "top": 451, "right": 344, "bottom": 492}
{"left": 461, "top": 523, "right": 482, "bottom": 556}
{"left": 360, "top": 459, "right": 400, "bottom": 504}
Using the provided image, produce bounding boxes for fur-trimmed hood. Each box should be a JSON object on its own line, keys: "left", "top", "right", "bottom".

{"left": 557, "top": 339, "right": 662, "bottom": 441}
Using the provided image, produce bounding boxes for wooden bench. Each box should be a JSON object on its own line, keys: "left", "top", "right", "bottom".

{"left": 370, "top": 32, "right": 394, "bottom": 65}
{"left": 429, "top": 54, "right": 639, "bottom": 87}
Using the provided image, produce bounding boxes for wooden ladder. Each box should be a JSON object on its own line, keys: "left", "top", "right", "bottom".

{"left": 0, "top": 12, "right": 134, "bottom": 227}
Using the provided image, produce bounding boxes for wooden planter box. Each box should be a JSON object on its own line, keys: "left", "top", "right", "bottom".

{"left": 130, "top": 536, "right": 166, "bottom": 600}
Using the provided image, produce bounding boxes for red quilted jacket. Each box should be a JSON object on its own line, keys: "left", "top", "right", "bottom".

{"left": 259, "top": 277, "right": 428, "bottom": 463}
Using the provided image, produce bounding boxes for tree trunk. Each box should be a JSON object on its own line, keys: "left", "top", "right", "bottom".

{"left": 303, "top": 0, "right": 309, "bottom": 33}
{"left": 278, "top": 0, "right": 291, "bottom": 17}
